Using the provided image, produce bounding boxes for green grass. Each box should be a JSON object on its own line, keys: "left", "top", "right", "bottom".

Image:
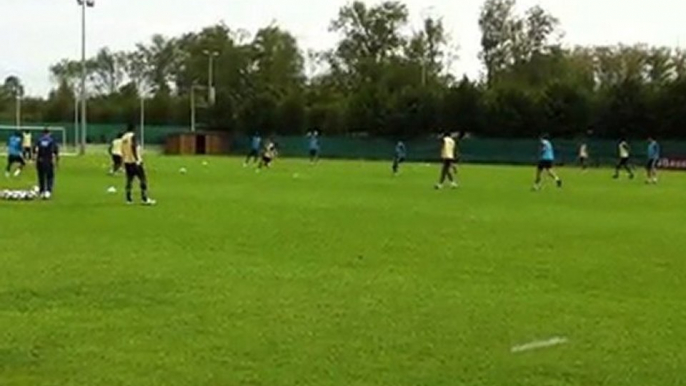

{"left": 1, "top": 156, "right": 684, "bottom": 386}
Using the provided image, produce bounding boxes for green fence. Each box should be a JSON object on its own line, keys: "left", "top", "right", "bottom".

{"left": 0, "top": 123, "right": 187, "bottom": 145}
{"left": 235, "top": 136, "right": 686, "bottom": 166}
{"left": 3, "top": 122, "right": 686, "bottom": 166}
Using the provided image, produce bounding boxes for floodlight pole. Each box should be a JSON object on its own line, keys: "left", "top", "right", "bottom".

{"left": 202, "top": 50, "right": 219, "bottom": 105}
{"left": 74, "top": 93, "right": 79, "bottom": 150}
{"left": 78, "top": 0, "right": 94, "bottom": 155}
{"left": 140, "top": 96, "right": 146, "bottom": 148}
{"left": 15, "top": 93, "right": 21, "bottom": 128}
{"left": 190, "top": 84, "right": 196, "bottom": 133}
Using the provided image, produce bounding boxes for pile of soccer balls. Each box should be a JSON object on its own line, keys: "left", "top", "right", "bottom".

{"left": 1, "top": 186, "right": 40, "bottom": 201}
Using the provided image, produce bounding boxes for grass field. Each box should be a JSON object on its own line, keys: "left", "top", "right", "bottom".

{"left": 1, "top": 156, "right": 684, "bottom": 386}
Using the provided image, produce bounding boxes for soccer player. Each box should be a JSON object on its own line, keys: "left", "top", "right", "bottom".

{"left": 108, "top": 133, "right": 123, "bottom": 175}
{"left": 244, "top": 133, "right": 262, "bottom": 166}
{"left": 533, "top": 134, "right": 563, "bottom": 191}
{"left": 5, "top": 131, "right": 25, "bottom": 177}
{"left": 34, "top": 128, "right": 59, "bottom": 199}
{"left": 435, "top": 132, "right": 458, "bottom": 189}
{"left": 307, "top": 130, "right": 320, "bottom": 163}
{"left": 646, "top": 136, "right": 660, "bottom": 184}
{"left": 22, "top": 130, "right": 32, "bottom": 161}
{"left": 121, "top": 124, "right": 156, "bottom": 205}
{"left": 578, "top": 142, "right": 589, "bottom": 170}
{"left": 258, "top": 139, "right": 278, "bottom": 169}
{"left": 392, "top": 140, "right": 406, "bottom": 175}
{"left": 613, "top": 138, "right": 635, "bottom": 179}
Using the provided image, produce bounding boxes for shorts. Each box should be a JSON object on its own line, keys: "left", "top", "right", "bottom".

{"left": 112, "top": 155, "right": 123, "bottom": 167}
{"left": 8, "top": 155, "right": 25, "bottom": 167}
{"left": 646, "top": 159, "right": 659, "bottom": 170}
{"left": 537, "top": 160, "right": 553, "bottom": 170}
{"left": 125, "top": 163, "right": 146, "bottom": 181}
{"left": 618, "top": 157, "right": 630, "bottom": 167}
{"left": 442, "top": 159, "right": 454, "bottom": 169}
{"left": 309, "top": 149, "right": 319, "bottom": 157}
{"left": 262, "top": 155, "right": 273, "bottom": 164}
{"left": 248, "top": 149, "right": 259, "bottom": 157}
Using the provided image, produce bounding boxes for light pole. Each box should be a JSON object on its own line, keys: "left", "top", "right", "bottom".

{"left": 202, "top": 50, "right": 219, "bottom": 105}
{"left": 77, "top": 0, "right": 94, "bottom": 155}
{"left": 13, "top": 87, "right": 22, "bottom": 128}
{"left": 190, "top": 83, "right": 197, "bottom": 133}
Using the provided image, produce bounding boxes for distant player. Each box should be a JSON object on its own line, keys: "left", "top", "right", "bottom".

{"left": 533, "top": 134, "right": 563, "bottom": 191}
{"left": 34, "top": 128, "right": 59, "bottom": 199}
{"left": 646, "top": 136, "right": 660, "bottom": 184}
{"left": 244, "top": 133, "right": 262, "bottom": 166}
{"left": 22, "top": 130, "right": 32, "bottom": 161}
{"left": 258, "top": 139, "right": 278, "bottom": 169}
{"left": 435, "top": 132, "right": 458, "bottom": 189}
{"left": 108, "top": 133, "right": 123, "bottom": 175}
{"left": 578, "top": 142, "right": 589, "bottom": 170}
{"left": 121, "top": 124, "right": 156, "bottom": 205}
{"left": 613, "top": 138, "right": 635, "bottom": 179}
{"left": 307, "top": 130, "right": 320, "bottom": 163}
{"left": 392, "top": 141, "right": 406, "bottom": 175}
{"left": 5, "top": 131, "right": 25, "bottom": 177}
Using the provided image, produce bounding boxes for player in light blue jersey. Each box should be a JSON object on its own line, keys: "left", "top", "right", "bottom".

{"left": 244, "top": 133, "right": 262, "bottom": 166}
{"left": 646, "top": 136, "right": 660, "bottom": 184}
{"left": 307, "top": 130, "right": 320, "bottom": 163}
{"left": 5, "top": 131, "right": 25, "bottom": 178}
{"left": 392, "top": 141, "right": 406, "bottom": 175}
{"left": 533, "top": 134, "right": 562, "bottom": 191}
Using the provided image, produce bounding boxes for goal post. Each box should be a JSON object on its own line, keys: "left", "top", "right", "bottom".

{"left": 0, "top": 125, "right": 76, "bottom": 156}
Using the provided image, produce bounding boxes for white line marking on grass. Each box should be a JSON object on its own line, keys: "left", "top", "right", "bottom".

{"left": 511, "top": 336, "right": 568, "bottom": 353}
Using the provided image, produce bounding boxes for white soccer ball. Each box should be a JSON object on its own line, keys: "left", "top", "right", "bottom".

{"left": 179, "top": 167, "right": 187, "bottom": 174}
{"left": 202, "top": 161, "right": 208, "bottom": 166}
{"left": 107, "top": 186, "right": 117, "bottom": 194}
{"left": 32, "top": 186, "right": 39, "bottom": 193}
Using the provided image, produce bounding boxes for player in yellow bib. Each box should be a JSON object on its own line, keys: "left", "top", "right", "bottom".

{"left": 613, "top": 138, "right": 635, "bottom": 179}
{"left": 258, "top": 139, "right": 278, "bottom": 169}
{"left": 108, "top": 133, "right": 123, "bottom": 175}
{"left": 578, "top": 142, "right": 589, "bottom": 170}
{"left": 121, "top": 124, "right": 156, "bottom": 205}
{"left": 22, "top": 130, "right": 32, "bottom": 161}
{"left": 435, "top": 132, "right": 459, "bottom": 189}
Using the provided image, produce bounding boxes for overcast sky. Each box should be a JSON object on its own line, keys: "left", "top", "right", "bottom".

{"left": 2, "top": 0, "right": 686, "bottom": 97}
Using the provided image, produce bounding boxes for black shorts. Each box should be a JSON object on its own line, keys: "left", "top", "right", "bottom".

{"left": 262, "top": 155, "right": 273, "bottom": 164}
{"left": 125, "top": 163, "right": 146, "bottom": 181}
{"left": 8, "top": 155, "right": 25, "bottom": 166}
{"left": 646, "top": 159, "right": 659, "bottom": 170}
{"left": 538, "top": 160, "right": 553, "bottom": 170}
{"left": 309, "top": 149, "right": 319, "bottom": 157}
{"left": 112, "top": 155, "right": 123, "bottom": 166}
{"left": 442, "top": 159, "right": 454, "bottom": 168}
{"left": 248, "top": 149, "right": 259, "bottom": 157}
{"left": 618, "top": 157, "right": 630, "bottom": 167}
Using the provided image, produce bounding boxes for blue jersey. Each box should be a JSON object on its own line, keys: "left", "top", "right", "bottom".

{"left": 308, "top": 134, "right": 320, "bottom": 150}
{"left": 395, "top": 142, "right": 406, "bottom": 158}
{"left": 648, "top": 141, "right": 660, "bottom": 160}
{"left": 540, "top": 140, "right": 555, "bottom": 161}
{"left": 36, "top": 135, "right": 58, "bottom": 164}
{"left": 7, "top": 135, "right": 22, "bottom": 156}
{"left": 251, "top": 136, "right": 262, "bottom": 151}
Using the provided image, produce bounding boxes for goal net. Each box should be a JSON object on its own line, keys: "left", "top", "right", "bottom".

{"left": 0, "top": 125, "right": 76, "bottom": 156}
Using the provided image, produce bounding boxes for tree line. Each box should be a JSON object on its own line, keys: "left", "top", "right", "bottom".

{"left": 2, "top": 0, "right": 686, "bottom": 139}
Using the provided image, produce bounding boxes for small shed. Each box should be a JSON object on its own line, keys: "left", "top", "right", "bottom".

{"left": 165, "top": 132, "right": 230, "bottom": 155}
